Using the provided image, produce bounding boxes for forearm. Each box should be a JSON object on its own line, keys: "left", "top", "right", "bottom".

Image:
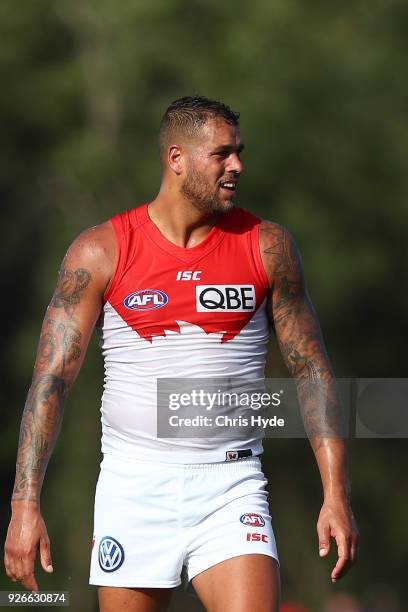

{"left": 294, "top": 376, "right": 350, "bottom": 500}
{"left": 312, "top": 436, "right": 350, "bottom": 499}
{"left": 295, "top": 372, "right": 351, "bottom": 502}
{"left": 286, "top": 313, "right": 350, "bottom": 501}
{"left": 12, "top": 373, "right": 69, "bottom": 504}
{"left": 276, "top": 297, "right": 350, "bottom": 499}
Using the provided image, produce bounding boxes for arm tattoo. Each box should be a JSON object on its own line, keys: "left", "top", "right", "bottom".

{"left": 13, "top": 375, "right": 67, "bottom": 501}
{"left": 260, "top": 221, "right": 299, "bottom": 274}
{"left": 261, "top": 222, "right": 303, "bottom": 325}
{"left": 51, "top": 268, "right": 91, "bottom": 317}
{"left": 279, "top": 341, "right": 328, "bottom": 380}
{"left": 37, "top": 319, "right": 82, "bottom": 371}
{"left": 261, "top": 222, "right": 345, "bottom": 449}
{"left": 13, "top": 267, "right": 91, "bottom": 502}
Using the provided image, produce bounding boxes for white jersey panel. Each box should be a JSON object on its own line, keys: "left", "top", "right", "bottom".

{"left": 99, "top": 299, "right": 269, "bottom": 462}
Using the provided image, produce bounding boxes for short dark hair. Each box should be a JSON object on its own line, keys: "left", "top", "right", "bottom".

{"left": 159, "top": 95, "right": 240, "bottom": 164}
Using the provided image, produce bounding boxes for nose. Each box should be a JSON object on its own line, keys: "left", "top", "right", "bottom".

{"left": 227, "top": 153, "right": 243, "bottom": 175}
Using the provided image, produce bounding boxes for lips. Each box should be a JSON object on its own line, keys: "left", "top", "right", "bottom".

{"left": 220, "top": 180, "right": 237, "bottom": 191}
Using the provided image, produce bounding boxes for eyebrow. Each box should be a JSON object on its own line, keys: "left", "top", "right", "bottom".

{"left": 213, "top": 142, "right": 245, "bottom": 154}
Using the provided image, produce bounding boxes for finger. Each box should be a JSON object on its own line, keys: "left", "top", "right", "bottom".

{"left": 19, "top": 551, "right": 39, "bottom": 593}
{"left": 4, "top": 552, "right": 16, "bottom": 581}
{"left": 40, "top": 535, "right": 53, "bottom": 573}
{"left": 4, "top": 545, "right": 14, "bottom": 574}
{"left": 13, "top": 556, "right": 24, "bottom": 583}
{"left": 331, "top": 539, "right": 350, "bottom": 582}
{"left": 317, "top": 521, "right": 331, "bottom": 557}
{"left": 4, "top": 551, "right": 17, "bottom": 581}
{"left": 22, "top": 572, "right": 39, "bottom": 593}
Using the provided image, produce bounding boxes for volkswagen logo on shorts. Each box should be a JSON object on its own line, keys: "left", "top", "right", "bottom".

{"left": 124, "top": 289, "right": 168, "bottom": 311}
{"left": 98, "top": 536, "right": 125, "bottom": 572}
{"left": 240, "top": 513, "right": 265, "bottom": 527}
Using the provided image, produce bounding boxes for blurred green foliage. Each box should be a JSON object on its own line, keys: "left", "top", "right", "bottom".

{"left": 1, "top": 1, "right": 407, "bottom": 610}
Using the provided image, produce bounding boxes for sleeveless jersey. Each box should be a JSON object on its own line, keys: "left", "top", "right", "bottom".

{"left": 99, "top": 203, "right": 271, "bottom": 463}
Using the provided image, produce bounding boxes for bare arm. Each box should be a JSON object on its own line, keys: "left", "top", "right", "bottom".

{"left": 260, "top": 220, "right": 359, "bottom": 582}
{"left": 4, "top": 222, "right": 116, "bottom": 591}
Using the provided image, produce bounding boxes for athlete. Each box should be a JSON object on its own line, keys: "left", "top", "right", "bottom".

{"left": 4, "top": 96, "right": 359, "bottom": 612}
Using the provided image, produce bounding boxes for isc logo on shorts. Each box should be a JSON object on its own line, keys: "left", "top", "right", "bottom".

{"left": 246, "top": 533, "right": 268, "bottom": 542}
{"left": 196, "top": 285, "right": 255, "bottom": 312}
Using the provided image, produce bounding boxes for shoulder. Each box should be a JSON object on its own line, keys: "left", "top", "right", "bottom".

{"left": 259, "top": 219, "right": 295, "bottom": 246}
{"left": 65, "top": 221, "right": 116, "bottom": 263}
{"left": 60, "top": 221, "right": 117, "bottom": 293}
{"left": 258, "top": 220, "right": 303, "bottom": 285}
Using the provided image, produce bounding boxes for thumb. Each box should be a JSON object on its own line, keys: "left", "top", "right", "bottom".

{"left": 317, "top": 522, "right": 331, "bottom": 557}
{"left": 39, "top": 535, "right": 53, "bottom": 573}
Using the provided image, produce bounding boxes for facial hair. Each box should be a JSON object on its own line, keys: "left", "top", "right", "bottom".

{"left": 180, "top": 162, "right": 235, "bottom": 215}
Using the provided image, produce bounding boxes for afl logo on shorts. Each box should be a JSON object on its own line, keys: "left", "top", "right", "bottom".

{"left": 196, "top": 285, "right": 255, "bottom": 312}
{"left": 240, "top": 513, "right": 265, "bottom": 527}
{"left": 124, "top": 289, "right": 168, "bottom": 311}
{"left": 98, "top": 536, "right": 125, "bottom": 572}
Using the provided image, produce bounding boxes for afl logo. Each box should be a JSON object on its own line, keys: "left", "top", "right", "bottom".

{"left": 240, "top": 513, "right": 265, "bottom": 527}
{"left": 98, "top": 536, "right": 125, "bottom": 572}
{"left": 124, "top": 289, "right": 168, "bottom": 311}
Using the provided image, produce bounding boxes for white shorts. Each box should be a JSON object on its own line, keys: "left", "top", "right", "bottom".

{"left": 89, "top": 454, "right": 279, "bottom": 588}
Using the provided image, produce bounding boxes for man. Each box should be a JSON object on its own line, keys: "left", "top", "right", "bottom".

{"left": 4, "top": 96, "right": 359, "bottom": 612}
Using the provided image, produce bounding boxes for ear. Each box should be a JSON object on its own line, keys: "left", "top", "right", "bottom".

{"left": 168, "top": 144, "right": 184, "bottom": 175}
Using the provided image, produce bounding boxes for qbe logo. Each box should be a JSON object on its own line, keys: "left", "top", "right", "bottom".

{"left": 196, "top": 285, "right": 255, "bottom": 312}
{"left": 240, "top": 513, "right": 265, "bottom": 527}
{"left": 98, "top": 536, "right": 125, "bottom": 572}
{"left": 124, "top": 289, "right": 168, "bottom": 311}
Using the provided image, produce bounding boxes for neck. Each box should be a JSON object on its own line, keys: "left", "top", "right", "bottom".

{"left": 148, "top": 189, "right": 224, "bottom": 249}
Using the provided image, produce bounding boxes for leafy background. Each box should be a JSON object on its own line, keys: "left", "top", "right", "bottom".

{"left": 1, "top": 1, "right": 407, "bottom": 610}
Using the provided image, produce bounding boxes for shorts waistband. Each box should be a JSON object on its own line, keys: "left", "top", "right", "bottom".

{"left": 101, "top": 452, "right": 262, "bottom": 472}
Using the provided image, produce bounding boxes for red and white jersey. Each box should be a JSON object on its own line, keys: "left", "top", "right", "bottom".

{"left": 99, "top": 203, "right": 271, "bottom": 463}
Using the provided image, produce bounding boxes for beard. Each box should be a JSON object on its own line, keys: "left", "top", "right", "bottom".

{"left": 180, "top": 163, "right": 235, "bottom": 215}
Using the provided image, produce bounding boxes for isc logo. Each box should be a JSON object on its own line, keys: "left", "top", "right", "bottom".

{"left": 240, "top": 513, "right": 265, "bottom": 527}
{"left": 176, "top": 271, "right": 202, "bottom": 281}
{"left": 246, "top": 533, "right": 268, "bottom": 542}
{"left": 196, "top": 285, "right": 255, "bottom": 312}
{"left": 124, "top": 289, "right": 168, "bottom": 311}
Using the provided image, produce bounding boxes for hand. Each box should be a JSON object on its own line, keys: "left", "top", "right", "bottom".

{"left": 317, "top": 497, "right": 359, "bottom": 582}
{"left": 4, "top": 502, "right": 53, "bottom": 592}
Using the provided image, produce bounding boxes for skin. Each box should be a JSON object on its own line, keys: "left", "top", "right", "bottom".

{"left": 192, "top": 556, "right": 280, "bottom": 612}
{"left": 4, "top": 117, "right": 358, "bottom": 611}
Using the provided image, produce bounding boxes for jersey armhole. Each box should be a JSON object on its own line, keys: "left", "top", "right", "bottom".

{"left": 103, "top": 217, "right": 123, "bottom": 304}
{"left": 249, "top": 222, "right": 270, "bottom": 293}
